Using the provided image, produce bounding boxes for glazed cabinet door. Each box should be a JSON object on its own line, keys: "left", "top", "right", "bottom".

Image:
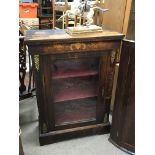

{"left": 33, "top": 51, "right": 114, "bottom": 136}
{"left": 44, "top": 51, "right": 113, "bottom": 130}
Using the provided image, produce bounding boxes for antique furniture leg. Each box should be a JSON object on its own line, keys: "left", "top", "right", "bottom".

{"left": 19, "top": 36, "right": 26, "bottom": 93}
{"left": 19, "top": 31, "right": 33, "bottom": 100}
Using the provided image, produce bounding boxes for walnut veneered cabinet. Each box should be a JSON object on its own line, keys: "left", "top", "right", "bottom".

{"left": 25, "top": 29, "right": 124, "bottom": 145}
{"left": 109, "top": 40, "right": 135, "bottom": 154}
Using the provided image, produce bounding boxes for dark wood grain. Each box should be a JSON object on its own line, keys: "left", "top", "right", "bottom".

{"left": 39, "top": 123, "right": 110, "bottom": 146}
{"left": 109, "top": 39, "right": 135, "bottom": 154}
{"left": 25, "top": 29, "right": 124, "bottom": 145}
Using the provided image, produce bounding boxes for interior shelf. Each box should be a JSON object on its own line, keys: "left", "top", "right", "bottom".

{"left": 53, "top": 77, "right": 98, "bottom": 103}
{"left": 52, "top": 69, "right": 98, "bottom": 79}
{"left": 55, "top": 97, "right": 96, "bottom": 125}
{"left": 52, "top": 57, "right": 99, "bottom": 125}
{"left": 51, "top": 57, "right": 99, "bottom": 79}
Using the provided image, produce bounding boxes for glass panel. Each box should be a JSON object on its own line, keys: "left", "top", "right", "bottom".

{"left": 55, "top": 97, "right": 96, "bottom": 125}
{"left": 53, "top": 76, "right": 98, "bottom": 102}
{"left": 51, "top": 57, "right": 99, "bottom": 126}
{"left": 51, "top": 57, "right": 99, "bottom": 80}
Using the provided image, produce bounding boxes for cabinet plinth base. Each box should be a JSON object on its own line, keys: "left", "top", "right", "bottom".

{"left": 39, "top": 122, "right": 110, "bottom": 146}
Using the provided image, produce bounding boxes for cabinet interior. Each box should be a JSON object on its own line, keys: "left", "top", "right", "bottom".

{"left": 51, "top": 57, "right": 100, "bottom": 126}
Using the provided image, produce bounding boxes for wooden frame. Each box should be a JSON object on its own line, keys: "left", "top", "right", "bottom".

{"left": 122, "top": 0, "right": 133, "bottom": 34}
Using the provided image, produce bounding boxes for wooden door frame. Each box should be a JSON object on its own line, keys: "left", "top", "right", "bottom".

{"left": 122, "top": 0, "right": 133, "bottom": 34}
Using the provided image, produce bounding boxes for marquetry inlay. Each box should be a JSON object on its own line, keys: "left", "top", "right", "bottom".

{"left": 40, "top": 41, "right": 120, "bottom": 54}
{"left": 70, "top": 43, "right": 86, "bottom": 51}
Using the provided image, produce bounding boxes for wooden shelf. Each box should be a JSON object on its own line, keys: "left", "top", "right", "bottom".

{"left": 55, "top": 98, "right": 96, "bottom": 125}
{"left": 54, "top": 84, "right": 98, "bottom": 103}
{"left": 53, "top": 79, "right": 98, "bottom": 103}
{"left": 52, "top": 69, "right": 98, "bottom": 79}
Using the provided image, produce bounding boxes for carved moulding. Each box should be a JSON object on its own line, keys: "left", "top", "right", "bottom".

{"left": 19, "top": 37, "right": 26, "bottom": 92}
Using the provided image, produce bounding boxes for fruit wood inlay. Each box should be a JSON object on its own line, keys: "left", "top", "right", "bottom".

{"left": 29, "top": 41, "right": 121, "bottom": 55}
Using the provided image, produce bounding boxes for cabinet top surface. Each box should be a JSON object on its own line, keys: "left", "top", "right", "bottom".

{"left": 24, "top": 29, "right": 124, "bottom": 44}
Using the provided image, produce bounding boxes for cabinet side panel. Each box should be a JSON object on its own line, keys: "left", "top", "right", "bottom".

{"left": 119, "top": 42, "right": 135, "bottom": 152}
{"left": 41, "top": 55, "right": 55, "bottom": 130}
{"left": 110, "top": 40, "right": 135, "bottom": 153}
{"left": 32, "top": 54, "right": 49, "bottom": 133}
{"left": 97, "top": 51, "right": 112, "bottom": 123}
